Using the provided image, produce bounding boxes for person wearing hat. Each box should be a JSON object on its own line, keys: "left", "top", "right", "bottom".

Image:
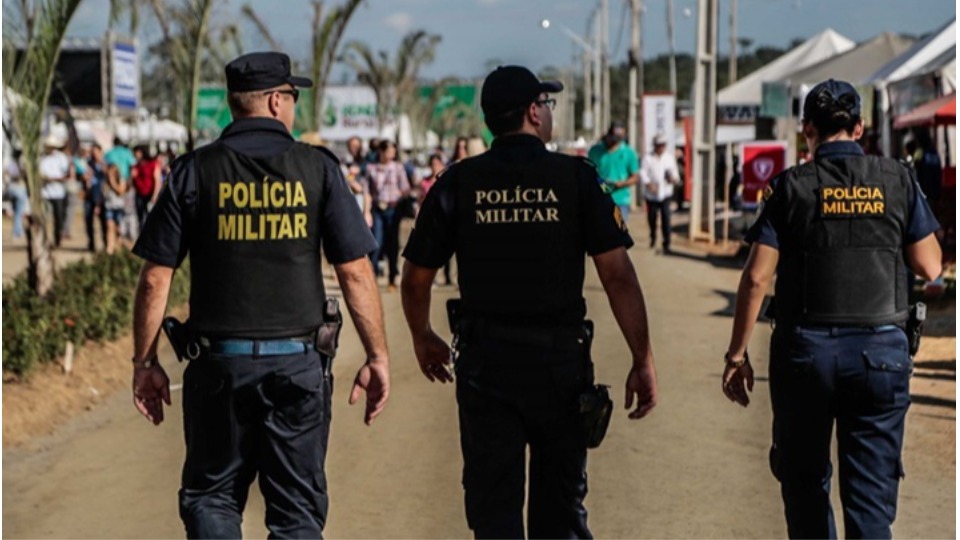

{"left": 401, "top": 65, "right": 658, "bottom": 538}
{"left": 639, "top": 133, "right": 680, "bottom": 253}
{"left": 129, "top": 52, "right": 391, "bottom": 538}
{"left": 588, "top": 121, "right": 640, "bottom": 224}
{"left": 721, "top": 79, "right": 942, "bottom": 538}
{"left": 39, "top": 133, "right": 72, "bottom": 247}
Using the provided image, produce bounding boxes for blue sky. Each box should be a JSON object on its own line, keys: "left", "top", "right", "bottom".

{"left": 65, "top": 0, "right": 956, "bottom": 80}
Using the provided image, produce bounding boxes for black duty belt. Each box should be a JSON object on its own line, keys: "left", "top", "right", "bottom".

{"left": 463, "top": 319, "right": 590, "bottom": 351}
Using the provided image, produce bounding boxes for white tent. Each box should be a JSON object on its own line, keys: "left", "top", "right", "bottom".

{"left": 865, "top": 19, "right": 956, "bottom": 85}
{"left": 718, "top": 29, "right": 855, "bottom": 106}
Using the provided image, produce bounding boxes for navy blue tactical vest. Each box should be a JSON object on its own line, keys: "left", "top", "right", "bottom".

{"left": 774, "top": 155, "right": 912, "bottom": 327}
{"left": 189, "top": 142, "right": 326, "bottom": 337}
{"left": 453, "top": 147, "right": 590, "bottom": 324}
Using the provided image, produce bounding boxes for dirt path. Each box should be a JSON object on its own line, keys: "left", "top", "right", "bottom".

{"left": 3, "top": 215, "right": 955, "bottom": 538}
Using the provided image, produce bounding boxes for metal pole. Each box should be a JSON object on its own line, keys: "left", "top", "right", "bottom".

{"left": 593, "top": 13, "right": 602, "bottom": 139}
{"left": 601, "top": 0, "right": 611, "bottom": 131}
{"left": 628, "top": 0, "right": 640, "bottom": 151}
{"left": 667, "top": 0, "right": 678, "bottom": 96}
{"left": 691, "top": 0, "right": 718, "bottom": 242}
{"left": 729, "top": 0, "right": 737, "bottom": 84}
{"left": 583, "top": 50, "right": 593, "bottom": 135}
{"left": 722, "top": 0, "right": 737, "bottom": 245}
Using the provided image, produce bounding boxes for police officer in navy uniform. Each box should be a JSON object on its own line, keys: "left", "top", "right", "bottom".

{"left": 400, "top": 65, "right": 659, "bottom": 539}
{"left": 130, "top": 52, "right": 391, "bottom": 539}
{"left": 722, "top": 79, "right": 942, "bottom": 539}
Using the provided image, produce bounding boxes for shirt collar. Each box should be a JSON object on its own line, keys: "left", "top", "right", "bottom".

{"left": 815, "top": 140, "right": 864, "bottom": 160}
{"left": 220, "top": 117, "right": 294, "bottom": 141}
{"left": 491, "top": 133, "right": 545, "bottom": 149}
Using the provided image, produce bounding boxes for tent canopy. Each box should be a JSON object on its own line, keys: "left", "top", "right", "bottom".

{"left": 866, "top": 18, "right": 956, "bottom": 85}
{"left": 893, "top": 92, "right": 957, "bottom": 129}
{"left": 778, "top": 32, "right": 915, "bottom": 92}
{"left": 718, "top": 29, "right": 855, "bottom": 105}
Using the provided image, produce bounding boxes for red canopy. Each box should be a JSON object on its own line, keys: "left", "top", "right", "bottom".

{"left": 893, "top": 92, "right": 956, "bottom": 129}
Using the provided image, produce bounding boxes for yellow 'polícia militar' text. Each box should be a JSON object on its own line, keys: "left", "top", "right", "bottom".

{"left": 217, "top": 178, "right": 309, "bottom": 241}
{"left": 821, "top": 185, "right": 885, "bottom": 217}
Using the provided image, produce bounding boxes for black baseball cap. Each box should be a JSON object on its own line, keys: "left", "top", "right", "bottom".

{"left": 803, "top": 79, "right": 861, "bottom": 122}
{"left": 225, "top": 52, "right": 313, "bottom": 92}
{"left": 481, "top": 65, "right": 563, "bottom": 117}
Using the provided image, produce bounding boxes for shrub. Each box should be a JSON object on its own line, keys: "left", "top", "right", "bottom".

{"left": 2, "top": 251, "right": 190, "bottom": 376}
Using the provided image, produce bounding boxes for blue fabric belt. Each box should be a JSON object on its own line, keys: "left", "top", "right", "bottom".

{"left": 199, "top": 337, "right": 312, "bottom": 357}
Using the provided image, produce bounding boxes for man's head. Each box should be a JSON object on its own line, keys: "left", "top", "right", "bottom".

{"left": 225, "top": 52, "right": 313, "bottom": 132}
{"left": 801, "top": 79, "right": 863, "bottom": 150}
{"left": 113, "top": 136, "right": 126, "bottom": 148}
{"left": 347, "top": 136, "right": 363, "bottom": 157}
{"left": 480, "top": 65, "right": 563, "bottom": 142}
{"left": 605, "top": 121, "right": 626, "bottom": 149}
{"left": 652, "top": 133, "right": 667, "bottom": 155}
{"left": 43, "top": 133, "right": 65, "bottom": 153}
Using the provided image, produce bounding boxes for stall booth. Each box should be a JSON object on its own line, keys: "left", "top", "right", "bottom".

{"left": 894, "top": 91, "right": 956, "bottom": 264}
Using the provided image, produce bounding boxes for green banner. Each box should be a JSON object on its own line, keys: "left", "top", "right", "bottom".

{"left": 195, "top": 86, "right": 315, "bottom": 138}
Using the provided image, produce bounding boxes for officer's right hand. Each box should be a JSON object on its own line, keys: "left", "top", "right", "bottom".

{"left": 413, "top": 330, "right": 453, "bottom": 383}
{"left": 132, "top": 364, "right": 171, "bottom": 426}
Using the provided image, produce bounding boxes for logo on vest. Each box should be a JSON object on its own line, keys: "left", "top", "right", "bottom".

{"left": 474, "top": 186, "right": 560, "bottom": 224}
{"left": 819, "top": 185, "right": 886, "bottom": 218}
{"left": 217, "top": 178, "right": 310, "bottom": 240}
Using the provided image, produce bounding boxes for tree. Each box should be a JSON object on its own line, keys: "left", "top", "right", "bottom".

{"left": 341, "top": 30, "right": 442, "bottom": 133}
{"left": 309, "top": 0, "right": 363, "bottom": 132}
{"left": 2, "top": 0, "right": 83, "bottom": 296}
{"left": 146, "top": 0, "right": 214, "bottom": 150}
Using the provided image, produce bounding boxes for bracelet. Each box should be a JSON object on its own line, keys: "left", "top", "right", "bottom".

{"left": 132, "top": 355, "right": 158, "bottom": 369}
{"left": 724, "top": 351, "right": 749, "bottom": 369}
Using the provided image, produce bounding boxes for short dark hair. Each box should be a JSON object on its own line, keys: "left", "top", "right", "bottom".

{"left": 485, "top": 107, "right": 525, "bottom": 137}
{"left": 377, "top": 139, "right": 396, "bottom": 153}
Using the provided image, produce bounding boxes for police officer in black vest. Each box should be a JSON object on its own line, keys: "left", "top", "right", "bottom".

{"left": 401, "top": 66, "right": 659, "bottom": 538}
{"left": 722, "top": 80, "right": 942, "bottom": 538}
{"left": 130, "top": 52, "right": 391, "bottom": 539}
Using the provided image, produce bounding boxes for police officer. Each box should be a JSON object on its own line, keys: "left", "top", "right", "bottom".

{"left": 130, "top": 52, "right": 391, "bottom": 539}
{"left": 400, "top": 65, "right": 659, "bottom": 539}
{"left": 722, "top": 79, "right": 942, "bottom": 539}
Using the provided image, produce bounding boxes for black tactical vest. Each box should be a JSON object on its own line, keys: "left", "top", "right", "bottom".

{"left": 189, "top": 141, "right": 326, "bottom": 337}
{"left": 774, "top": 155, "right": 912, "bottom": 327}
{"left": 453, "top": 147, "right": 589, "bottom": 323}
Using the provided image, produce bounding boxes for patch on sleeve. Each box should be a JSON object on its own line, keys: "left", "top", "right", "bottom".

{"left": 762, "top": 184, "right": 774, "bottom": 201}
{"left": 613, "top": 205, "right": 627, "bottom": 232}
{"left": 819, "top": 185, "right": 886, "bottom": 218}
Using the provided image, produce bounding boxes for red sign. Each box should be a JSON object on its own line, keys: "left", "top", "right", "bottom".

{"left": 740, "top": 142, "right": 788, "bottom": 210}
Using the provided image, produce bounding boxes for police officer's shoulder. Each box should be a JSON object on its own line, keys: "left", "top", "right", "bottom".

{"left": 298, "top": 142, "right": 341, "bottom": 166}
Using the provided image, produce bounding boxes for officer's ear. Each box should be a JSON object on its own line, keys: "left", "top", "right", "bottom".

{"left": 852, "top": 118, "right": 865, "bottom": 140}
{"left": 266, "top": 91, "right": 283, "bottom": 119}
{"left": 801, "top": 120, "right": 818, "bottom": 144}
{"left": 527, "top": 100, "right": 543, "bottom": 128}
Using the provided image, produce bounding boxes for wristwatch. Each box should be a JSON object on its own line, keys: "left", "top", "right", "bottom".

{"left": 132, "top": 355, "right": 158, "bottom": 369}
{"left": 724, "top": 351, "right": 749, "bottom": 369}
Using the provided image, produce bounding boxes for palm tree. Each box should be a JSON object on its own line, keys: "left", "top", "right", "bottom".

{"left": 310, "top": 0, "right": 363, "bottom": 132}
{"left": 341, "top": 29, "right": 442, "bottom": 134}
{"left": 2, "top": 0, "right": 83, "bottom": 296}
{"left": 147, "top": 0, "right": 214, "bottom": 150}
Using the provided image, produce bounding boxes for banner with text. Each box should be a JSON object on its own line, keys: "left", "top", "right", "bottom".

{"left": 320, "top": 86, "right": 384, "bottom": 141}
{"left": 642, "top": 94, "right": 675, "bottom": 157}
{"left": 111, "top": 41, "right": 139, "bottom": 112}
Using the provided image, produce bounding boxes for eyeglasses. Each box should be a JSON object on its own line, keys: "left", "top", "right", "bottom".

{"left": 263, "top": 88, "right": 300, "bottom": 103}
{"left": 536, "top": 98, "right": 557, "bottom": 111}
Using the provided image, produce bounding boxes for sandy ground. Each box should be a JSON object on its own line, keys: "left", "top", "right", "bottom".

{"left": 2, "top": 213, "right": 955, "bottom": 539}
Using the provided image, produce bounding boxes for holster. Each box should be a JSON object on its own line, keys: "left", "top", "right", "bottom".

{"left": 577, "top": 320, "right": 613, "bottom": 449}
{"left": 906, "top": 302, "right": 926, "bottom": 358}
{"left": 161, "top": 316, "right": 200, "bottom": 362}
{"left": 315, "top": 297, "right": 343, "bottom": 359}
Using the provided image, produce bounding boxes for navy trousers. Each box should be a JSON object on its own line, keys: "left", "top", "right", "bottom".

{"left": 179, "top": 350, "right": 332, "bottom": 539}
{"left": 455, "top": 328, "right": 592, "bottom": 539}
{"left": 769, "top": 325, "right": 910, "bottom": 539}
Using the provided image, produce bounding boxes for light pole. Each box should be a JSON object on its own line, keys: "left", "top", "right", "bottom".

{"left": 540, "top": 18, "right": 601, "bottom": 139}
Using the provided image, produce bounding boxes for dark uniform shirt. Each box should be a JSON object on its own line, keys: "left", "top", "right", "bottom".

{"left": 403, "top": 133, "right": 632, "bottom": 323}
{"left": 134, "top": 117, "right": 376, "bottom": 268}
{"left": 746, "top": 141, "right": 940, "bottom": 249}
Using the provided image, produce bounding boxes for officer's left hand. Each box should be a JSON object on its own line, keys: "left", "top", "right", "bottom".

{"left": 625, "top": 362, "right": 658, "bottom": 419}
{"left": 350, "top": 360, "right": 390, "bottom": 426}
{"left": 412, "top": 330, "right": 454, "bottom": 384}
{"left": 722, "top": 361, "right": 754, "bottom": 407}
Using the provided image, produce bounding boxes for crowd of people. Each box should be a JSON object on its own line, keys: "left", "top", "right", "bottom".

{"left": 338, "top": 134, "right": 481, "bottom": 290}
{"left": 3, "top": 134, "right": 178, "bottom": 254}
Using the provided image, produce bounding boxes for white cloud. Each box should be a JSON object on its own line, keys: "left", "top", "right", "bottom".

{"left": 383, "top": 12, "right": 414, "bottom": 32}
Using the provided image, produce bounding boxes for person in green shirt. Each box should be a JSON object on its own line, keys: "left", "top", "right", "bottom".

{"left": 588, "top": 121, "right": 640, "bottom": 222}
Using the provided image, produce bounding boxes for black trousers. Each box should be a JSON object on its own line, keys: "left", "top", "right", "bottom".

{"left": 455, "top": 328, "right": 592, "bottom": 539}
{"left": 135, "top": 193, "right": 152, "bottom": 229}
{"left": 179, "top": 350, "right": 332, "bottom": 539}
{"left": 46, "top": 197, "right": 66, "bottom": 247}
{"left": 645, "top": 199, "right": 672, "bottom": 249}
{"left": 84, "top": 199, "right": 107, "bottom": 252}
